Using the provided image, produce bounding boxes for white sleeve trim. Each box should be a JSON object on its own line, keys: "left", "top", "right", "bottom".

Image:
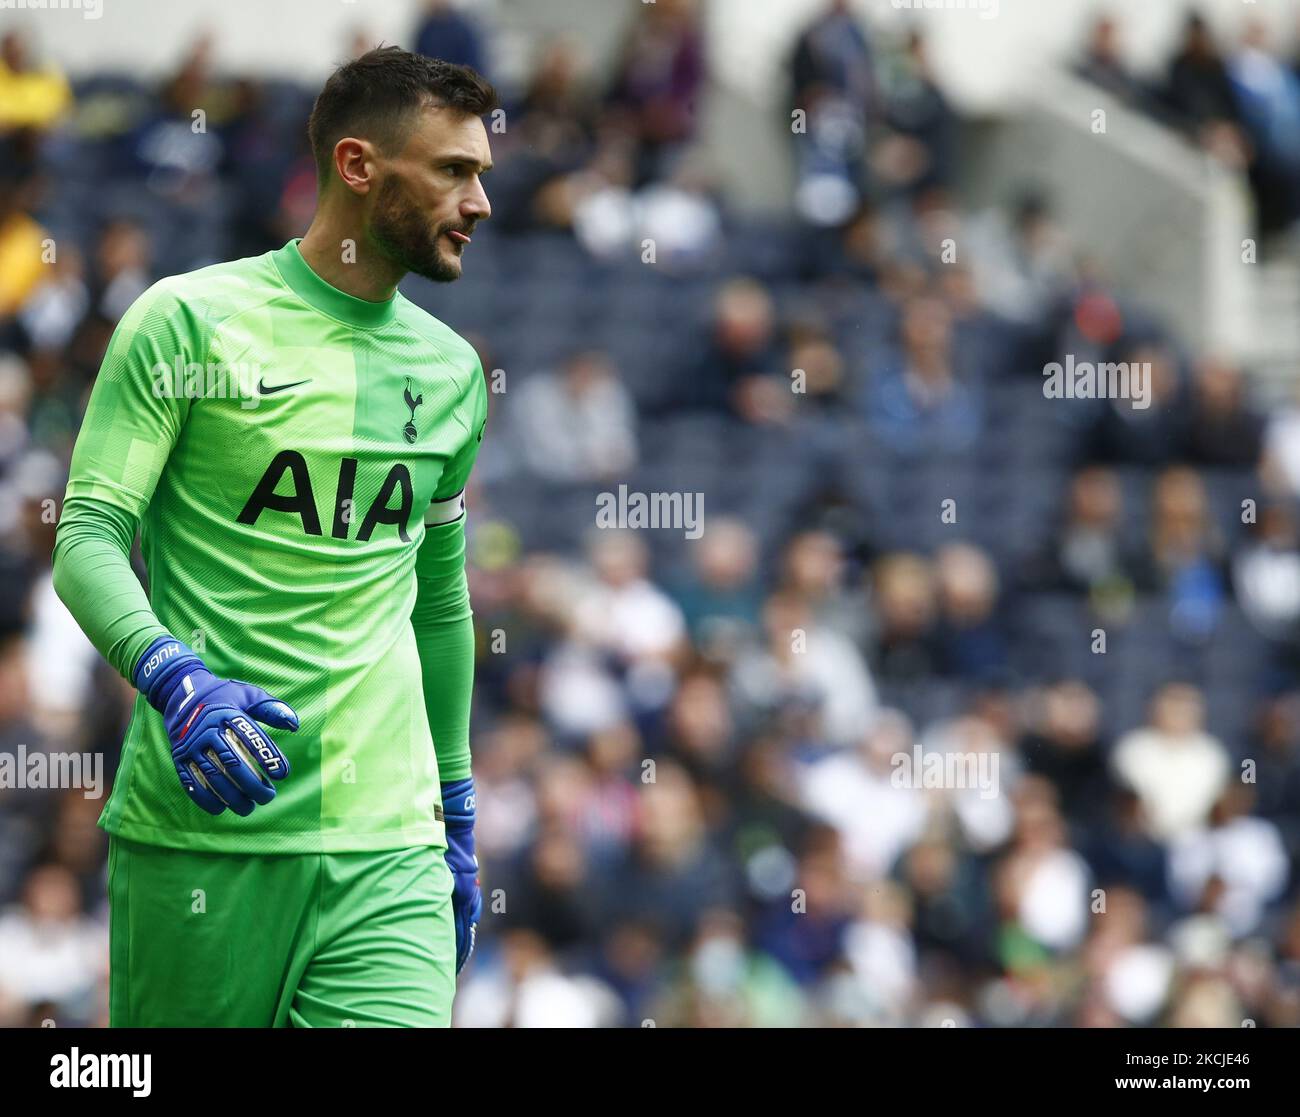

{"left": 424, "top": 488, "right": 466, "bottom": 527}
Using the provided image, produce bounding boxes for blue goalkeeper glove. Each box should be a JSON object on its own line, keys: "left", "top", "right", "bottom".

{"left": 134, "top": 635, "right": 298, "bottom": 817}
{"left": 441, "top": 777, "right": 482, "bottom": 974}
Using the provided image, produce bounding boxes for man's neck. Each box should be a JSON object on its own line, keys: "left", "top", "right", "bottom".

{"left": 298, "top": 216, "right": 404, "bottom": 303}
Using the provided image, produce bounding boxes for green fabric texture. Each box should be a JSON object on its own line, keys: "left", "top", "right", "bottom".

{"left": 107, "top": 835, "right": 456, "bottom": 1027}
{"left": 53, "top": 239, "right": 487, "bottom": 854}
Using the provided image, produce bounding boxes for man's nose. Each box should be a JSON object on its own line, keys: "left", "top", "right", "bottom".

{"left": 462, "top": 179, "right": 491, "bottom": 222}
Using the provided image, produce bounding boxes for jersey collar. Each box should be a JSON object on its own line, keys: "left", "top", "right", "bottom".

{"left": 272, "top": 238, "right": 398, "bottom": 329}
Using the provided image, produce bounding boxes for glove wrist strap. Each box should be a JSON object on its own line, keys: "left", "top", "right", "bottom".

{"left": 441, "top": 776, "right": 476, "bottom": 829}
{"left": 133, "top": 635, "right": 205, "bottom": 713}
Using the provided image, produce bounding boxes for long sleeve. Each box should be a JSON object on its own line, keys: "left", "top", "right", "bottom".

{"left": 412, "top": 516, "right": 476, "bottom": 782}
{"left": 52, "top": 279, "right": 197, "bottom": 679}
{"left": 411, "top": 359, "right": 488, "bottom": 783}
{"left": 52, "top": 497, "right": 168, "bottom": 679}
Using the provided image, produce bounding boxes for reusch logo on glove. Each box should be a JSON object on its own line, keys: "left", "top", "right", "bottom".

{"left": 231, "top": 715, "right": 283, "bottom": 775}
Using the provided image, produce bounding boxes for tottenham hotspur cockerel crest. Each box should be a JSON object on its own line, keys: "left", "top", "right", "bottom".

{"left": 403, "top": 378, "right": 423, "bottom": 443}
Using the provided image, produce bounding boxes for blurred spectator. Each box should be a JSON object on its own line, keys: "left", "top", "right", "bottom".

{"left": 18, "top": 244, "right": 87, "bottom": 356}
{"left": 966, "top": 191, "right": 1075, "bottom": 331}
{"left": 455, "top": 928, "right": 622, "bottom": 1027}
{"left": 1073, "top": 15, "right": 1151, "bottom": 110}
{"left": 1080, "top": 886, "right": 1174, "bottom": 1025}
{"left": 1027, "top": 466, "right": 1140, "bottom": 598}
{"left": 491, "top": 38, "right": 599, "bottom": 233}
{"left": 662, "top": 668, "right": 734, "bottom": 793}
{"left": 789, "top": 0, "right": 875, "bottom": 226}
{"left": 413, "top": 0, "right": 488, "bottom": 76}
{"left": 798, "top": 708, "right": 928, "bottom": 880}
{"left": 1110, "top": 683, "right": 1231, "bottom": 842}
{"left": 780, "top": 530, "right": 868, "bottom": 645}
{"left": 11, "top": 451, "right": 98, "bottom": 736}
{"left": 872, "top": 32, "right": 956, "bottom": 201}
{"left": 994, "top": 781, "right": 1091, "bottom": 954}
{"left": 0, "top": 354, "right": 32, "bottom": 489}
{"left": 1019, "top": 679, "right": 1112, "bottom": 837}
{"left": 684, "top": 277, "right": 781, "bottom": 417}
{"left": 131, "top": 36, "right": 227, "bottom": 203}
{"left": 1135, "top": 466, "right": 1229, "bottom": 640}
{"left": 1227, "top": 20, "right": 1300, "bottom": 235}
{"left": 868, "top": 552, "right": 940, "bottom": 686}
{"left": 0, "top": 632, "right": 57, "bottom": 907}
{"left": 1084, "top": 341, "right": 1187, "bottom": 466}
{"left": 0, "top": 31, "right": 72, "bottom": 133}
{"left": 733, "top": 590, "right": 877, "bottom": 747}
{"left": 668, "top": 516, "right": 763, "bottom": 654}
{"left": 933, "top": 543, "right": 1007, "bottom": 680}
{"left": 840, "top": 880, "right": 918, "bottom": 1024}
{"left": 921, "top": 704, "right": 1018, "bottom": 854}
{"left": 864, "top": 294, "right": 982, "bottom": 457}
{"left": 1249, "top": 693, "right": 1300, "bottom": 863}
{"left": 635, "top": 160, "right": 723, "bottom": 273}
{"left": 1168, "top": 784, "right": 1288, "bottom": 937}
{"left": 602, "top": 763, "right": 739, "bottom": 950}
{"left": 92, "top": 219, "right": 153, "bottom": 325}
{"left": 787, "top": 325, "right": 848, "bottom": 411}
{"left": 573, "top": 531, "right": 686, "bottom": 670}
{"left": 895, "top": 835, "right": 992, "bottom": 971}
{"left": 1181, "top": 356, "right": 1263, "bottom": 467}
{"left": 0, "top": 864, "right": 104, "bottom": 1026}
{"left": 1085, "top": 787, "right": 1173, "bottom": 912}
{"left": 512, "top": 350, "right": 638, "bottom": 483}
{"left": 607, "top": 0, "right": 705, "bottom": 185}
{"left": 1261, "top": 378, "right": 1300, "bottom": 499}
{"left": 1163, "top": 14, "right": 1245, "bottom": 140}
{"left": 514, "top": 37, "right": 598, "bottom": 157}
{"left": 753, "top": 836, "right": 857, "bottom": 988}
{"left": 0, "top": 164, "right": 48, "bottom": 322}
{"left": 1232, "top": 501, "right": 1300, "bottom": 642}
{"left": 660, "top": 908, "right": 806, "bottom": 1026}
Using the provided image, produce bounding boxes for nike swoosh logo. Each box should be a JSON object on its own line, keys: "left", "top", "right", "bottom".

{"left": 258, "top": 378, "right": 311, "bottom": 395}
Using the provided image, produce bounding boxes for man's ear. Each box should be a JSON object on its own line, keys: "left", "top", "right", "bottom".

{"left": 332, "top": 137, "right": 375, "bottom": 196}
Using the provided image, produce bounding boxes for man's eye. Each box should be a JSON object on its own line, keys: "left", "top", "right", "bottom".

{"left": 444, "top": 165, "right": 464, "bottom": 177}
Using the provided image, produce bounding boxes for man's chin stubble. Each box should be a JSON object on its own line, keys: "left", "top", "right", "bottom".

{"left": 370, "top": 226, "right": 461, "bottom": 284}
{"left": 409, "top": 243, "right": 462, "bottom": 283}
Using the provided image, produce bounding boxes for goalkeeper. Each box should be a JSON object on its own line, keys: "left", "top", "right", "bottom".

{"left": 52, "top": 48, "right": 495, "bottom": 1027}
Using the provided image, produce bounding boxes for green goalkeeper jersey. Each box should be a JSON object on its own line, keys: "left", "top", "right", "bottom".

{"left": 54, "top": 239, "right": 487, "bottom": 854}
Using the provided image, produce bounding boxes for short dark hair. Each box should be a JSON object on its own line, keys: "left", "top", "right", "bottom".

{"left": 307, "top": 46, "right": 498, "bottom": 185}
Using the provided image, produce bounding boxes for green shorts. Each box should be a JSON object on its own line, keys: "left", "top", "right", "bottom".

{"left": 106, "top": 835, "right": 457, "bottom": 1027}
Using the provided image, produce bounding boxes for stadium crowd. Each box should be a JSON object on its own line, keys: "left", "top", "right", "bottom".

{"left": 2, "top": 1, "right": 1300, "bottom": 1027}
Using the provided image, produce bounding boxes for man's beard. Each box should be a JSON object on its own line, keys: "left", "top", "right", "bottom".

{"left": 369, "top": 177, "right": 467, "bottom": 284}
